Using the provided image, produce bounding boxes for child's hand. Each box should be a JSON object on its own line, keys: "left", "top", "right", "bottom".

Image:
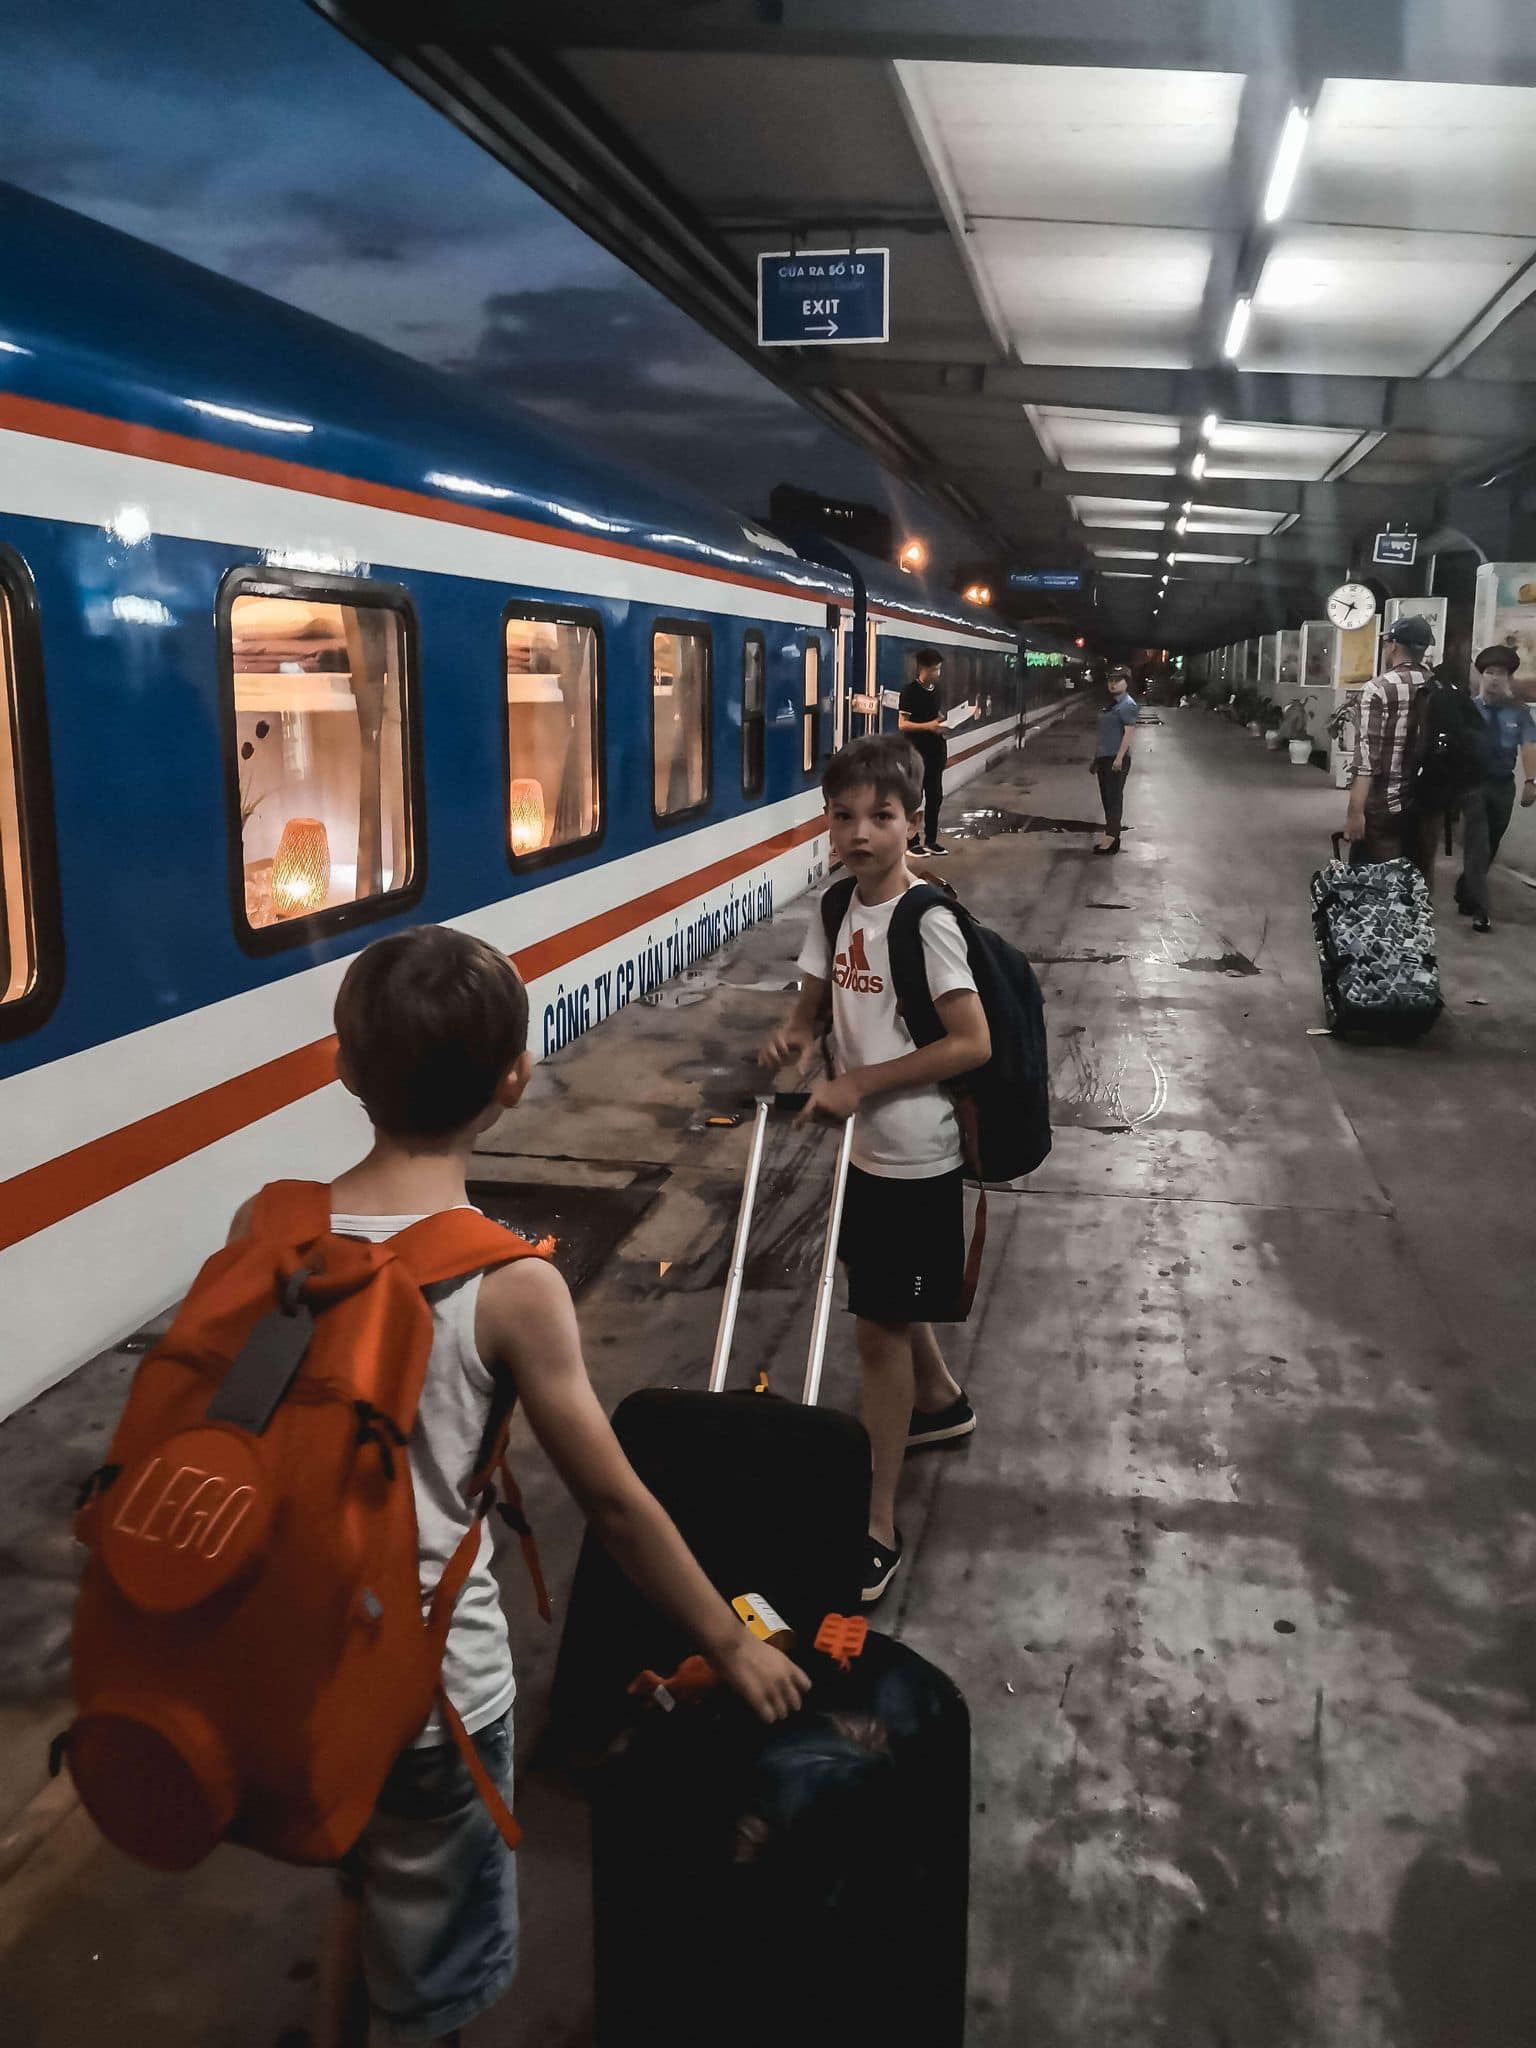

{"left": 758, "top": 1022, "right": 811, "bottom": 1071}
{"left": 711, "top": 1633, "right": 811, "bottom": 1724}
{"left": 797, "top": 1074, "right": 861, "bottom": 1125}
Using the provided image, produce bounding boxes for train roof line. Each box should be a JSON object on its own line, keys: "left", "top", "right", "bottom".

{"left": 0, "top": 180, "right": 1018, "bottom": 637}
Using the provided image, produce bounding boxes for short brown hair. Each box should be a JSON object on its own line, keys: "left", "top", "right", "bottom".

{"left": 822, "top": 733, "right": 924, "bottom": 814}
{"left": 335, "top": 926, "right": 529, "bottom": 1139}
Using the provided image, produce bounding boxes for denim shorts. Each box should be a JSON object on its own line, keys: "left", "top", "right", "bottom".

{"left": 340, "top": 1713, "right": 519, "bottom": 2042}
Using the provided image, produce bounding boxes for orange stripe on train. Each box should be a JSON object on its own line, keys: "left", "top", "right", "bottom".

{"left": 0, "top": 814, "right": 828, "bottom": 1253}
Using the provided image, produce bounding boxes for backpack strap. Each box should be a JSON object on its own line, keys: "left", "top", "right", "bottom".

{"left": 886, "top": 883, "right": 966, "bottom": 1048}
{"left": 886, "top": 885, "right": 989, "bottom": 1314}
{"left": 388, "top": 1209, "right": 555, "bottom": 1288}
{"left": 425, "top": 1470, "right": 535, "bottom": 1853}
{"left": 818, "top": 875, "right": 857, "bottom": 971}
{"left": 436, "top": 1688, "right": 522, "bottom": 1852}
{"left": 247, "top": 1180, "right": 332, "bottom": 1249}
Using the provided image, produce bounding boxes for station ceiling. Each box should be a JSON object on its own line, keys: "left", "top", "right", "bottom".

{"left": 317, "top": 1, "right": 1536, "bottom": 648}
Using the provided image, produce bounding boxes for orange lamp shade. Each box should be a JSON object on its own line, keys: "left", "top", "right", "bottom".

{"left": 509, "top": 778, "right": 547, "bottom": 856}
{"left": 271, "top": 817, "right": 331, "bottom": 918}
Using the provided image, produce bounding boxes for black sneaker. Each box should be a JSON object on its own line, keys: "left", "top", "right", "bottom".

{"left": 922, "top": 841, "right": 950, "bottom": 857}
{"left": 906, "top": 1392, "right": 976, "bottom": 1453}
{"left": 862, "top": 1530, "right": 904, "bottom": 1604}
{"left": 1473, "top": 916, "right": 1492, "bottom": 933}
{"left": 907, "top": 836, "right": 924, "bottom": 855}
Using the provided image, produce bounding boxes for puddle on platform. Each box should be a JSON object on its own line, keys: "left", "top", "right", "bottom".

{"left": 1176, "top": 951, "right": 1262, "bottom": 976}
{"left": 1034, "top": 952, "right": 1129, "bottom": 967}
{"left": 950, "top": 807, "right": 1106, "bottom": 840}
{"left": 1086, "top": 901, "right": 1132, "bottom": 910}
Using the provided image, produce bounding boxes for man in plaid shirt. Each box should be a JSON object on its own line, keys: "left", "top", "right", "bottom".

{"left": 1342, "top": 615, "right": 1435, "bottom": 873}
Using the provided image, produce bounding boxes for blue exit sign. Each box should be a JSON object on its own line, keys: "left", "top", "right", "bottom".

{"left": 757, "top": 250, "right": 890, "bottom": 347}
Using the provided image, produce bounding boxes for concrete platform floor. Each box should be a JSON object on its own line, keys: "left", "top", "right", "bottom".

{"left": 4, "top": 701, "right": 1536, "bottom": 2046}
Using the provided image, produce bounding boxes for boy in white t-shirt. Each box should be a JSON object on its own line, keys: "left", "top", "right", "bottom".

{"left": 759, "top": 735, "right": 991, "bottom": 1602}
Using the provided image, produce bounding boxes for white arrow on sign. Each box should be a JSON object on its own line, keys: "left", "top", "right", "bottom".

{"left": 804, "top": 321, "right": 839, "bottom": 337}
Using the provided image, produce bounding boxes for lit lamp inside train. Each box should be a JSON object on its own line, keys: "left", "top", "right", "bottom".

{"left": 505, "top": 613, "right": 599, "bottom": 857}
{"left": 231, "top": 592, "right": 410, "bottom": 929}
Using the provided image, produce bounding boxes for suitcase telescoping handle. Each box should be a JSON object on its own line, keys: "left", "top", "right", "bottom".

{"left": 706, "top": 1093, "right": 856, "bottom": 1407}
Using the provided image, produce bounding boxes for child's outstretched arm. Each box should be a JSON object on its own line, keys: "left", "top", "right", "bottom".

{"left": 478, "top": 1259, "right": 811, "bottom": 1724}
{"left": 757, "top": 969, "right": 826, "bottom": 1074}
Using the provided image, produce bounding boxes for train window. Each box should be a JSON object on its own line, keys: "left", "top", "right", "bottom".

{"left": 742, "top": 631, "right": 765, "bottom": 797}
{"left": 652, "top": 623, "right": 711, "bottom": 820}
{"left": 0, "top": 559, "right": 60, "bottom": 1032}
{"left": 801, "top": 643, "right": 820, "bottom": 774}
{"left": 505, "top": 607, "right": 603, "bottom": 865}
{"left": 223, "top": 577, "right": 420, "bottom": 946}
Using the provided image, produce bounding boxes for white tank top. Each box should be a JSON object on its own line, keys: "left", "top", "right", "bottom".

{"left": 332, "top": 1210, "right": 516, "bottom": 1747}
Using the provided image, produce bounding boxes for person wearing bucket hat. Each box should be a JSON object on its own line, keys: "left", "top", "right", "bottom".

{"left": 1342, "top": 614, "right": 1437, "bottom": 876}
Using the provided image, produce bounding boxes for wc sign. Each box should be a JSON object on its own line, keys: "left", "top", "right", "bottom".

{"left": 757, "top": 249, "right": 890, "bottom": 347}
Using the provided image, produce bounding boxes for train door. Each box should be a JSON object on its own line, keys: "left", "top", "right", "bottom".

{"left": 834, "top": 609, "right": 854, "bottom": 750}
{"left": 837, "top": 609, "right": 879, "bottom": 742}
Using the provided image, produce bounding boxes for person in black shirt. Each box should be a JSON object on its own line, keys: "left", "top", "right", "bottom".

{"left": 898, "top": 647, "right": 949, "bottom": 856}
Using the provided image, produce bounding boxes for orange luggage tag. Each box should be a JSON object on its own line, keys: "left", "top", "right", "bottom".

{"left": 814, "top": 1614, "right": 869, "bottom": 1672}
{"left": 627, "top": 1654, "right": 719, "bottom": 1713}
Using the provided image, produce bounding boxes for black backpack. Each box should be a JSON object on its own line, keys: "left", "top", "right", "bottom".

{"left": 818, "top": 877, "right": 1051, "bottom": 1182}
{"left": 1410, "top": 671, "right": 1487, "bottom": 810}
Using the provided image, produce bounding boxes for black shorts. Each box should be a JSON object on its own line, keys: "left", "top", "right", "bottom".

{"left": 838, "top": 1165, "right": 967, "bottom": 1326}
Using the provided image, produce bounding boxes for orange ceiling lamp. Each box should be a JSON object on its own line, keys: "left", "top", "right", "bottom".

{"left": 898, "top": 538, "right": 928, "bottom": 573}
{"left": 962, "top": 582, "right": 993, "bottom": 606}
{"left": 271, "top": 818, "right": 331, "bottom": 918}
{"left": 509, "top": 777, "right": 547, "bottom": 856}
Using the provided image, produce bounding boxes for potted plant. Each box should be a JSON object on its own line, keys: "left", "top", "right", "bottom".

{"left": 1274, "top": 697, "right": 1312, "bottom": 765}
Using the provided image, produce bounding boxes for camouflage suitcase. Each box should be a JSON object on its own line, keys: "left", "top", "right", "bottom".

{"left": 1310, "top": 836, "right": 1442, "bottom": 1037}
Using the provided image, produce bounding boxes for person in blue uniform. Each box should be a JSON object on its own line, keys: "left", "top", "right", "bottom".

{"left": 1092, "top": 666, "right": 1140, "bottom": 854}
{"left": 1456, "top": 644, "right": 1536, "bottom": 933}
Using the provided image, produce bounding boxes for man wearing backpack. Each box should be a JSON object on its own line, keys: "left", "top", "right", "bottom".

{"left": 1343, "top": 614, "right": 1437, "bottom": 876}
{"left": 1456, "top": 644, "right": 1536, "bottom": 933}
{"left": 759, "top": 735, "right": 992, "bottom": 1604}
{"left": 68, "top": 927, "right": 808, "bottom": 2048}
{"left": 1400, "top": 622, "right": 1491, "bottom": 891}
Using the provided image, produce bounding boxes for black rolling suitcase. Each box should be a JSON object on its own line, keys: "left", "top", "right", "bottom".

{"left": 1310, "top": 832, "right": 1443, "bottom": 1037}
{"left": 550, "top": 1096, "right": 971, "bottom": 2046}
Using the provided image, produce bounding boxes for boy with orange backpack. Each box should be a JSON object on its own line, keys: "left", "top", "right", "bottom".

{"left": 65, "top": 925, "right": 807, "bottom": 2046}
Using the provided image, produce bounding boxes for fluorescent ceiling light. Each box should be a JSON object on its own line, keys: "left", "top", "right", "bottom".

{"left": 1222, "top": 296, "right": 1252, "bottom": 361}
{"left": 1200, "top": 412, "right": 1219, "bottom": 438}
{"left": 0, "top": 338, "right": 30, "bottom": 356}
{"left": 1190, "top": 450, "right": 1207, "bottom": 479}
{"left": 1175, "top": 515, "right": 1188, "bottom": 535}
{"left": 1262, "top": 104, "right": 1311, "bottom": 225}
{"left": 187, "top": 399, "right": 313, "bottom": 434}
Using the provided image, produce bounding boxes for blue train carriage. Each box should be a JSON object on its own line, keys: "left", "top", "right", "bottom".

{"left": 0, "top": 183, "right": 1030, "bottom": 1415}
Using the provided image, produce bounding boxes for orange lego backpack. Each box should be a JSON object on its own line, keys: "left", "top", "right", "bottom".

{"left": 59, "top": 1181, "right": 552, "bottom": 1872}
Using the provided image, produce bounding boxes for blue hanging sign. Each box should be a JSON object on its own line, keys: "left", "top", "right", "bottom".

{"left": 757, "top": 250, "right": 890, "bottom": 347}
{"left": 1009, "top": 570, "right": 1082, "bottom": 592}
{"left": 1373, "top": 530, "right": 1418, "bottom": 567}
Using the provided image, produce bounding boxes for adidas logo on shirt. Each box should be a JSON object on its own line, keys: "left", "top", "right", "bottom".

{"left": 833, "top": 928, "right": 884, "bottom": 995}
